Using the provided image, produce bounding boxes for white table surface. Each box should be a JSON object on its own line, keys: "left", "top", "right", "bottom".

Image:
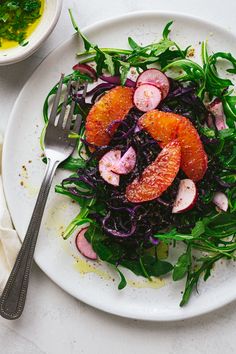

{"left": 1, "top": 0, "right": 236, "bottom": 353}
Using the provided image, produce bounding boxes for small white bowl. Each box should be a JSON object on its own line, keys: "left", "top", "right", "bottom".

{"left": 0, "top": 0, "right": 62, "bottom": 66}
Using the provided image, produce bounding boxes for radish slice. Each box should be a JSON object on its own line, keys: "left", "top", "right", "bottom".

{"left": 99, "top": 150, "right": 121, "bottom": 186}
{"left": 134, "top": 84, "right": 162, "bottom": 112}
{"left": 208, "top": 99, "right": 228, "bottom": 131}
{"left": 112, "top": 147, "right": 136, "bottom": 174}
{"left": 76, "top": 228, "right": 97, "bottom": 260}
{"left": 213, "top": 192, "right": 228, "bottom": 212}
{"left": 136, "top": 69, "right": 170, "bottom": 98}
{"left": 172, "top": 179, "right": 197, "bottom": 213}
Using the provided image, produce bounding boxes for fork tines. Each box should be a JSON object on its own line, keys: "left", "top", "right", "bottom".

{"left": 49, "top": 74, "right": 82, "bottom": 133}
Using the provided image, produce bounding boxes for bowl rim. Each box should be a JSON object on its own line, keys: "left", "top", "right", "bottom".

{"left": 0, "top": 0, "right": 63, "bottom": 66}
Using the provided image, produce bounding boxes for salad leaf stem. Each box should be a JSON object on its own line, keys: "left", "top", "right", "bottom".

{"left": 77, "top": 48, "right": 132, "bottom": 57}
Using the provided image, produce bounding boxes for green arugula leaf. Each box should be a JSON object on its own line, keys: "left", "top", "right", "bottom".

{"left": 180, "top": 278, "right": 195, "bottom": 306}
{"left": 162, "top": 58, "right": 204, "bottom": 87}
{"left": 140, "top": 255, "right": 173, "bottom": 277}
{"left": 180, "top": 253, "right": 223, "bottom": 307}
{"left": 201, "top": 41, "right": 233, "bottom": 98}
{"left": 221, "top": 146, "right": 236, "bottom": 169}
{"left": 119, "top": 61, "right": 130, "bottom": 85}
{"left": 120, "top": 259, "right": 144, "bottom": 276}
{"left": 139, "top": 256, "right": 151, "bottom": 279}
{"left": 69, "top": 9, "right": 92, "bottom": 51}
{"left": 162, "top": 21, "right": 173, "bottom": 39}
{"left": 62, "top": 199, "right": 96, "bottom": 240}
{"left": 116, "top": 267, "right": 127, "bottom": 290}
{"left": 211, "top": 52, "right": 236, "bottom": 74}
{"left": 94, "top": 49, "right": 105, "bottom": 75}
{"left": 85, "top": 224, "right": 125, "bottom": 262}
{"left": 104, "top": 53, "right": 115, "bottom": 75}
{"left": 222, "top": 95, "right": 236, "bottom": 127}
{"left": 218, "top": 128, "right": 235, "bottom": 139}
{"left": 152, "top": 39, "right": 175, "bottom": 56}
{"left": 156, "top": 229, "right": 197, "bottom": 242}
{"left": 59, "top": 157, "right": 86, "bottom": 171}
{"left": 55, "top": 185, "right": 90, "bottom": 205}
{"left": 209, "top": 211, "right": 236, "bottom": 228}
{"left": 127, "top": 38, "right": 175, "bottom": 67}
{"left": 128, "top": 36, "right": 141, "bottom": 50}
{"left": 191, "top": 221, "right": 206, "bottom": 238}
{"left": 219, "top": 173, "right": 236, "bottom": 185}
{"left": 173, "top": 248, "right": 191, "bottom": 281}
{"left": 93, "top": 242, "right": 117, "bottom": 262}
{"left": 156, "top": 218, "right": 210, "bottom": 244}
{"left": 228, "top": 187, "right": 236, "bottom": 213}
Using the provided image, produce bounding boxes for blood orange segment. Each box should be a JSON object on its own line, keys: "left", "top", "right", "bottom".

{"left": 139, "top": 110, "right": 208, "bottom": 181}
{"left": 177, "top": 118, "right": 208, "bottom": 181}
{"left": 139, "top": 110, "right": 181, "bottom": 147}
{"left": 126, "top": 140, "right": 181, "bottom": 203}
{"left": 85, "top": 86, "right": 134, "bottom": 147}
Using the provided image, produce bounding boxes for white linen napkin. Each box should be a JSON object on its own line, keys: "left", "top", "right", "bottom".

{"left": 0, "top": 135, "right": 21, "bottom": 293}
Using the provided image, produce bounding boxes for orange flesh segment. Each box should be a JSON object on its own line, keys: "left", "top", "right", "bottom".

{"left": 139, "top": 110, "right": 208, "bottom": 182}
{"left": 85, "top": 86, "right": 134, "bottom": 147}
{"left": 126, "top": 140, "right": 181, "bottom": 203}
{"left": 177, "top": 117, "right": 208, "bottom": 181}
{"left": 139, "top": 110, "right": 181, "bottom": 147}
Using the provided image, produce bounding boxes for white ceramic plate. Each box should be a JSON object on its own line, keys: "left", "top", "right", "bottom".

{"left": 3, "top": 12, "right": 236, "bottom": 321}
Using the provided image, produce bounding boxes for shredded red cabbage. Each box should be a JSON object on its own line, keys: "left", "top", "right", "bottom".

{"left": 73, "top": 63, "right": 97, "bottom": 80}
{"left": 100, "top": 75, "right": 136, "bottom": 87}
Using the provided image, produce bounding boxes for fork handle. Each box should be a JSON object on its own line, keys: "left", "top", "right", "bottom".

{"left": 0, "top": 158, "right": 59, "bottom": 320}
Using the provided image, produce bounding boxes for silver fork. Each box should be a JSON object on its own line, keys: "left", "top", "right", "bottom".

{"left": 0, "top": 74, "right": 82, "bottom": 320}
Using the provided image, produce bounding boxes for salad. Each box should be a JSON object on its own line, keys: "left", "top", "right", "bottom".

{"left": 42, "top": 11, "right": 236, "bottom": 306}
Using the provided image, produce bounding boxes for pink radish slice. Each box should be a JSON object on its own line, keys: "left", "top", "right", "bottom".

{"left": 76, "top": 228, "right": 97, "bottom": 260}
{"left": 136, "top": 69, "right": 170, "bottom": 98}
{"left": 134, "top": 84, "right": 162, "bottom": 112}
{"left": 213, "top": 192, "right": 228, "bottom": 212}
{"left": 99, "top": 150, "right": 121, "bottom": 186}
{"left": 208, "top": 99, "right": 228, "bottom": 131}
{"left": 172, "top": 179, "right": 197, "bottom": 213}
{"left": 112, "top": 147, "right": 136, "bottom": 174}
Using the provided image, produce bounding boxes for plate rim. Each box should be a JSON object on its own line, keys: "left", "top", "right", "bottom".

{"left": 3, "top": 10, "right": 236, "bottom": 321}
